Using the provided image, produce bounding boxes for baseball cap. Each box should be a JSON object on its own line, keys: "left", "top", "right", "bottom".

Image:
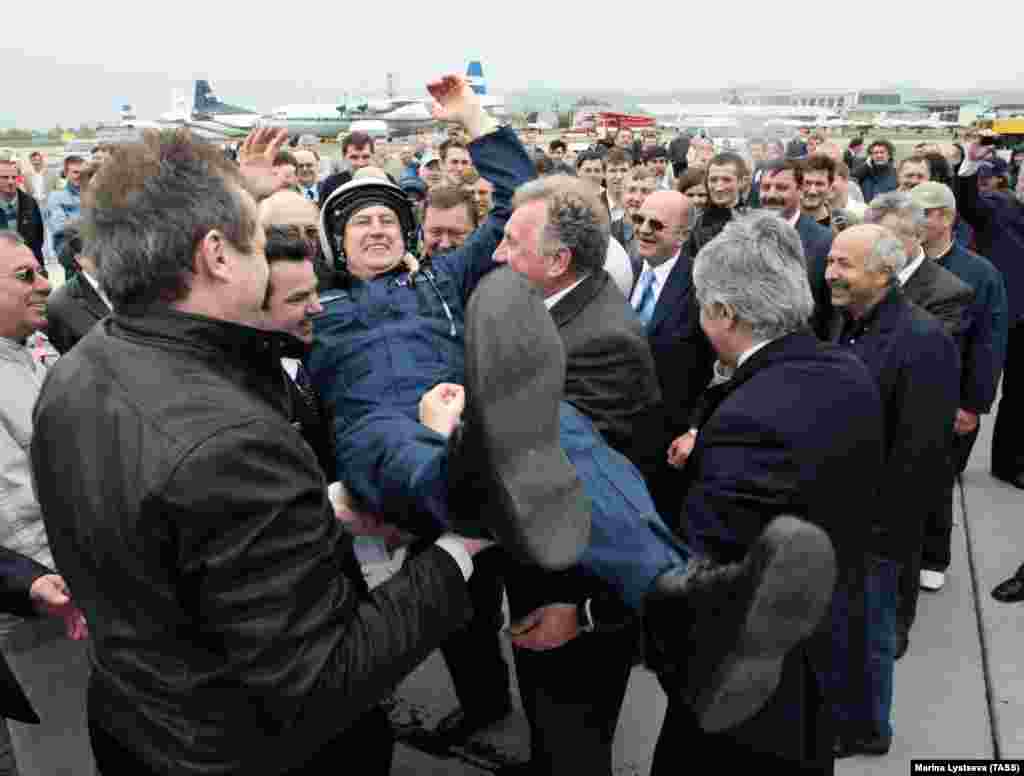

{"left": 909, "top": 181, "right": 956, "bottom": 211}
{"left": 978, "top": 157, "right": 1010, "bottom": 179}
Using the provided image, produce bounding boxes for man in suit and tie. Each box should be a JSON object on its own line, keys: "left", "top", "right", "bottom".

{"left": 630, "top": 190, "right": 715, "bottom": 522}
{"left": 294, "top": 150, "right": 321, "bottom": 204}
{"left": 44, "top": 222, "right": 112, "bottom": 354}
{"left": 446, "top": 174, "right": 662, "bottom": 774}
{"left": 757, "top": 158, "right": 835, "bottom": 335}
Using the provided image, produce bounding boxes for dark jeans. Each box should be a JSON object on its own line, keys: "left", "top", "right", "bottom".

{"left": 90, "top": 705, "right": 394, "bottom": 776}
{"left": 865, "top": 555, "right": 900, "bottom": 742}
{"left": 992, "top": 321, "right": 1024, "bottom": 478}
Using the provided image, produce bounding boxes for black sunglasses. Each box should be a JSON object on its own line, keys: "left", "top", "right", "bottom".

{"left": 631, "top": 214, "right": 667, "bottom": 232}
{"left": 8, "top": 267, "right": 42, "bottom": 285}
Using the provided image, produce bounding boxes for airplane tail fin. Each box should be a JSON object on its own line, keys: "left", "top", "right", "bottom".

{"left": 194, "top": 80, "right": 217, "bottom": 112}
{"left": 466, "top": 60, "right": 486, "bottom": 96}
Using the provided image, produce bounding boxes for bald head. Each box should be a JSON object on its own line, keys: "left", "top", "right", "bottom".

{"left": 258, "top": 190, "right": 319, "bottom": 243}
{"left": 293, "top": 150, "right": 318, "bottom": 186}
{"left": 353, "top": 166, "right": 389, "bottom": 181}
{"left": 635, "top": 191, "right": 694, "bottom": 266}
{"left": 826, "top": 224, "right": 907, "bottom": 319}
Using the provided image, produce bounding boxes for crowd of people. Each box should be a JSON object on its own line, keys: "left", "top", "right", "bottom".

{"left": 0, "top": 73, "right": 1022, "bottom": 776}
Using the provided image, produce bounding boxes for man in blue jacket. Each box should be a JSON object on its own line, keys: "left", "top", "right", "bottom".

{"left": 45, "top": 156, "right": 83, "bottom": 270}
{"left": 955, "top": 138, "right": 1024, "bottom": 489}
{"left": 308, "top": 77, "right": 838, "bottom": 735}
{"left": 911, "top": 181, "right": 1009, "bottom": 590}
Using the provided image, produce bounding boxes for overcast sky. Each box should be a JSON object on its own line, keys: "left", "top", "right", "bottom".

{"left": 4, "top": 0, "right": 1022, "bottom": 128}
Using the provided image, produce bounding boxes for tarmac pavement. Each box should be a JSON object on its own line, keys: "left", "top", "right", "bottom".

{"left": 383, "top": 399, "right": 1022, "bottom": 775}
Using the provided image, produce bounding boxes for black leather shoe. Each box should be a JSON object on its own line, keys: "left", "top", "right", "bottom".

{"left": 834, "top": 734, "right": 892, "bottom": 757}
{"left": 433, "top": 703, "right": 512, "bottom": 745}
{"left": 992, "top": 470, "right": 1024, "bottom": 490}
{"left": 992, "top": 563, "right": 1024, "bottom": 603}
{"left": 894, "top": 628, "right": 909, "bottom": 660}
{"left": 452, "top": 266, "right": 591, "bottom": 570}
{"left": 645, "top": 515, "right": 837, "bottom": 733}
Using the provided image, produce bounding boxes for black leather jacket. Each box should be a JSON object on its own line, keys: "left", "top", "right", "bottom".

{"left": 31, "top": 308, "right": 470, "bottom": 775}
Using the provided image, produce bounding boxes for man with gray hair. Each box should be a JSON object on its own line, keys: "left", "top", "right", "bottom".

{"left": 650, "top": 212, "right": 884, "bottom": 775}
{"left": 864, "top": 191, "right": 974, "bottom": 344}
{"left": 824, "top": 224, "right": 959, "bottom": 757}
{"left": 474, "top": 173, "right": 663, "bottom": 772}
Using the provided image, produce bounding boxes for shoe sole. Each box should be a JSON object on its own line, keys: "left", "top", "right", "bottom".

{"left": 694, "top": 516, "right": 837, "bottom": 733}
{"left": 462, "top": 268, "right": 591, "bottom": 569}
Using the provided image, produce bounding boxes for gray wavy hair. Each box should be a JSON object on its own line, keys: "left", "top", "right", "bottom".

{"left": 693, "top": 211, "right": 815, "bottom": 340}
{"left": 864, "top": 191, "right": 926, "bottom": 238}
{"left": 863, "top": 232, "right": 907, "bottom": 277}
{"left": 512, "top": 174, "right": 609, "bottom": 275}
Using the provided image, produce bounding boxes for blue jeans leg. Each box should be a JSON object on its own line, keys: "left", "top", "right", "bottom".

{"left": 557, "top": 403, "right": 689, "bottom": 610}
{"left": 335, "top": 402, "right": 690, "bottom": 611}
{"left": 864, "top": 554, "right": 900, "bottom": 743}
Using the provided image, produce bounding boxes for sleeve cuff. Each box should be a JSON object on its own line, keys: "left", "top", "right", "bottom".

{"left": 434, "top": 534, "right": 475, "bottom": 581}
{"left": 959, "top": 158, "right": 980, "bottom": 177}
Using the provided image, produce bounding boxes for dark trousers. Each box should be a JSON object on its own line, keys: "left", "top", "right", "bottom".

{"left": 651, "top": 666, "right": 834, "bottom": 776}
{"left": 90, "top": 705, "right": 394, "bottom": 776}
{"left": 438, "top": 546, "right": 512, "bottom": 715}
{"left": 992, "top": 321, "right": 1024, "bottom": 478}
{"left": 510, "top": 623, "right": 638, "bottom": 775}
{"left": 921, "top": 426, "right": 979, "bottom": 573}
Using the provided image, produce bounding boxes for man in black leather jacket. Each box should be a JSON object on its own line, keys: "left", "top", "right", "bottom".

{"left": 29, "top": 113, "right": 491, "bottom": 776}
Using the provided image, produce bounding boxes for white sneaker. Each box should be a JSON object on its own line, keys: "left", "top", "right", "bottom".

{"left": 920, "top": 570, "right": 946, "bottom": 591}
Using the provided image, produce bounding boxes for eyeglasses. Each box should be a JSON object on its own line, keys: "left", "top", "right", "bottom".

{"left": 631, "top": 214, "right": 667, "bottom": 232}
{"left": 6, "top": 267, "right": 42, "bottom": 284}
{"left": 296, "top": 164, "right": 317, "bottom": 170}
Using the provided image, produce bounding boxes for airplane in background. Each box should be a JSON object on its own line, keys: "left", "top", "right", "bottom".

{"left": 112, "top": 81, "right": 257, "bottom": 142}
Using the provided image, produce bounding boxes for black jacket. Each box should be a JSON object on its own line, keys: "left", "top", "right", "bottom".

{"left": 827, "top": 286, "right": 960, "bottom": 560}
{"left": 0, "top": 546, "right": 54, "bottom": 724}
{"left": 43, "top": 272, "right": 110, "bottom": 354}
{"left": 12, "top": 190, "right": 45, "bottom": 263}
{"left": 683, "top": 203, "right": 747, "bottom": 259}
{"left": 901, "top": 255, "right": 974, "bottom": 351}
{"left": 30, "top": 309, "right": 471, "bottom": 776}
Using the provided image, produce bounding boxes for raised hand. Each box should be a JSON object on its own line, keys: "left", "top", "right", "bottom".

{"left": 426, "top": 75, "right": 489, "bottom": 140}
{"left": 238, "top": 127, "right": 290, "bottom": 197}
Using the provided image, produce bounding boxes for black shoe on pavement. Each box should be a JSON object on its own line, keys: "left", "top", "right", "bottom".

{"left": 834, "top": 734, "right": 892, "bottom": 758}
{"left": 645, "top": 515, "right": 837, "bottom": 733}
{"left": 992, "top": 470, "right": 1024, "bottom": 490}
{"left": 427, "top": 702, "right": 513, "bottom": 750}
{"left": 450, "top": 266, "right": 591, "bottom": 570}
{"left": 992, "top": 563, "right": 1024, "bottom": 603}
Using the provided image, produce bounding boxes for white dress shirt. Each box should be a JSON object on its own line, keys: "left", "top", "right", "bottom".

{"left": 80, "top": 269, "right": 113, "bottom": 310}
{"left": 605, "top": 237, "right": 634, "bottom": 298}
{"left": 544, "top": 274, "right": 590, "bottom": 310}
{"left": 898, "top": 247, "right": 927, "bottom": 287}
